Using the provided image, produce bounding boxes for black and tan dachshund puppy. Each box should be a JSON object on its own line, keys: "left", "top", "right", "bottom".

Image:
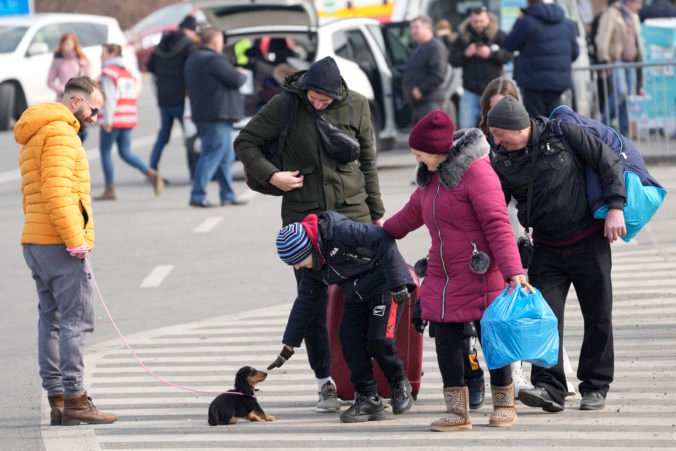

{"left": 208, "top": 366, "right": 275, "bottom": 425}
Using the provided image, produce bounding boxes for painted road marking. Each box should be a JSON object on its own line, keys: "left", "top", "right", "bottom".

{"left": 140, "top": 265, "right": 175, "bottom": 288}
{"left": 194, "top": 217, "right": 223, "bottom": 234}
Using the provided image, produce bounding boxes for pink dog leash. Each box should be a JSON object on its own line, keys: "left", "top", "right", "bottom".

{"left": 75, "top": 252, "right": 250, "bottom": 397}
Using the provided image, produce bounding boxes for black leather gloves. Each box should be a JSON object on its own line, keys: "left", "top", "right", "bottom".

{"left": 411, "top": 300, "right": 428, "bottom": 334}
{"left": 392, "top": 286, "right": 410, "bottom": 305}
{"left": 267, "top": 345, "right": 295, "bottom": 370}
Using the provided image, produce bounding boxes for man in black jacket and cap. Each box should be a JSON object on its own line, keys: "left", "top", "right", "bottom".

{"left": 235, "top": 56, "right": 385, "bottom": 414}
{"left": 147, "top": 15, "right": 198, "bottom": 177}
{"left": 488, "top": 96, "right": 626, "bottom": 414}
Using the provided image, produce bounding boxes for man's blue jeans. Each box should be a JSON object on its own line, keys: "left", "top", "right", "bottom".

{"left": 459, "top": 90, "right": 481, "bottom": 129}
{"left": 149, "top": 104, "right": 185, "bottom": 170}
{"left": 603, "top": 67, "right": 636, "bottom": 136}
{"left": 99, "top": 128, "right": 148, "bottom": 185}
{"left": 190, "top": 122, "right": 236, "bottom": 204}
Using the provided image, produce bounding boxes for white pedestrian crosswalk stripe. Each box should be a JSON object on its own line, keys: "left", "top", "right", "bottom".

{"left": 42, "top": 247, "right": 676, "bottom": 450}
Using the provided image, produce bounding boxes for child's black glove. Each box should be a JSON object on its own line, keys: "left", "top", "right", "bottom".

{"left": 411, "top": 300, "right": 428, "bottom": 334}
{"left": 267, "top": 345, "right": 295, "bottom": 370}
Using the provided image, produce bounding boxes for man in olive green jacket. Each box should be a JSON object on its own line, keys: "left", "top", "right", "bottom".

{"left": 234, "top": 56, "right": 385, "bottom": 413}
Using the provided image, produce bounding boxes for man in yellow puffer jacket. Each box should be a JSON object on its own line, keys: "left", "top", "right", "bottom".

{"left": 15, "top": 76, "right": 117, "bottom": 426}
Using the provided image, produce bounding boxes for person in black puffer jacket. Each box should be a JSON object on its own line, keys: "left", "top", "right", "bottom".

{"left": 502, "top": 0, "right": 579, "bottom": 117}
{"left": 146, "top": 15, "right": 198, "bottom": 175}
{"left": 488, "top": 96, "right": 625, "bottom": 414}
{"left": 269, "top": 211, "right": 416, "bottom": 423}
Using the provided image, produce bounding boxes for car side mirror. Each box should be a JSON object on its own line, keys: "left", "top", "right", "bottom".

{"left": 27, "top": 42, "right": 49, "bottom": 57}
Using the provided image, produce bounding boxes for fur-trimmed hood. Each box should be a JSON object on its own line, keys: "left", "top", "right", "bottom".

{"left": 416, "top": 128, "right": 490, "bottom": 189}
{"left": 458, "top": 13, "right": 500, "bottom": 42}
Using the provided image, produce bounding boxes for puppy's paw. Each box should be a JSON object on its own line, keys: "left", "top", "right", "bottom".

{"left": 245, "top": 412, "right": 263, "bottom": 422}
{"left": 264, "top": 414, "right": 275, "bottom": 421}
{"left": 228, "top": 418, "right": 238, "bottom": 425}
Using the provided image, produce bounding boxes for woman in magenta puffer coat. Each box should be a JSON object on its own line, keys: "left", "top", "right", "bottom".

{"left": 383, "top": 110, "right": 524, "bottom": 431}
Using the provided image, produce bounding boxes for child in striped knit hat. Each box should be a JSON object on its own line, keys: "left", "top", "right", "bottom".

{"left": 270, "top": 211, "right": 416, "bottom": 423}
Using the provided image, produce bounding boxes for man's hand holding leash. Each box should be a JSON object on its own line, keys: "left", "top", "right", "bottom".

{"left": 67, "top": 245, "right": 90, "bottom": 260}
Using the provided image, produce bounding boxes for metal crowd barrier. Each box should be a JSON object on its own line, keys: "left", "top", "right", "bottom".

{"left": 574, "top": 60, "right": 675, "bottom": 154}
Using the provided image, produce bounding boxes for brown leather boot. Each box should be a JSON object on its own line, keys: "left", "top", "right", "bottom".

{"left": 62, "top": 391, "right": 117, "bottom": 426}
{"left": 430, "top": 386, "right": 472, "bottom": 431}
{"left": 94, "top": 184, "right": 116, "bottom": 201}
{"left": 489, "top": 384, "right": 517, "bottom": 427}
{"left": 145, "top": 168, "right": 164, "bottom": 196}
{"left": 48, "top": 393, "right": 64, "bottom": 426}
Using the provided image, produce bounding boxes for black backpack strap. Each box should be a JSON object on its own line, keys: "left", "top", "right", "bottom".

{"left": 276, "top": 91, "right": 299, "bottom": 156}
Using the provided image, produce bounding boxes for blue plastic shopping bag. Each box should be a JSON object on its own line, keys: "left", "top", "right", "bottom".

{"left": 481, "top": 283, "right": 559, "bottom": 370}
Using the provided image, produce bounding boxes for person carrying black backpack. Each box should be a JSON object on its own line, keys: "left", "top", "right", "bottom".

{"left": 234, "top": 56, "right": 385, "bottom": 414}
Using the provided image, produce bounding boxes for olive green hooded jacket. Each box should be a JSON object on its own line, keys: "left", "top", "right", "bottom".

{"left": 234, "top": 71, "right": 384, "bottom": 226}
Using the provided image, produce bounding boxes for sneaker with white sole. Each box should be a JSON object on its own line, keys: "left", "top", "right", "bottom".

{"left": 316, "top": 381, "right": 340, "bottom": 413}
{"left": 512, "top": 362, "right": 533, "bottom": 399}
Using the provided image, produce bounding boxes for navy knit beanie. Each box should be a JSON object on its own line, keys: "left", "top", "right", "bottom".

{"left": 276, "top": 223, "right": 313, "bottom": 265}
{"left": 301, "top": 56, "right": 342, "bottom": 99}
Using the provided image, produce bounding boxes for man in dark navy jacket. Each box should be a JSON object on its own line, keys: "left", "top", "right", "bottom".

{"left": 185, "top": 27, "right": 246, "bottom": 207}
{"left": 402, "top": 15, "right": 449, "bottom": 123}
{"left": 147, "top": 15, "right": 197, "bottom": 176}
{"left": 270, "top": 211, "right": 416, "bottom": 423}
{"left": 502, "top": 0, "right": 579, "bottom": 117}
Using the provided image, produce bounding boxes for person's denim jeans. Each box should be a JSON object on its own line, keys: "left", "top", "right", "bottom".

{"left": 149, "top": 104, "right": 184, "bottom": 170}
{"left": 190, "top": 122, "right": 236, "bottom": 204}
{"left": 459, "top": 90, "right": 481, "bottom": 129}
{"left": 603, "top": 67, "right": 636, "bottom": 136}
{"left": 99, "top": 128, "right": 148, "bottom": 185}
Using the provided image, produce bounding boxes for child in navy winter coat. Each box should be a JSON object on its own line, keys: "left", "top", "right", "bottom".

{"left": 270, "top": 211, "right": 416, "bottom": 423}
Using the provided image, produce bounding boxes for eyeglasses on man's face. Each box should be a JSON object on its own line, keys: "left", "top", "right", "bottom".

{"left": 70, "top": 96, "right": 99, "bottom": 118}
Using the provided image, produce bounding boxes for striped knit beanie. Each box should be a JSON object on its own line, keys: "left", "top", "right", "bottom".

{"left": 276, "top": 223, "right": 313, "bottom": 265}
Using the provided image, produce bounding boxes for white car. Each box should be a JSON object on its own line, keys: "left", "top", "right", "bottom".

{"left": 0, "top": 13, "right": 142, "bottom": 131}
{"left": 196, "top": 0, "right": 459, "bottom": 150}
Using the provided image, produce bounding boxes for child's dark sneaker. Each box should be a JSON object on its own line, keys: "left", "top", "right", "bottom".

{"left": 340, "top": 393, "right": 386, "bottom": 423}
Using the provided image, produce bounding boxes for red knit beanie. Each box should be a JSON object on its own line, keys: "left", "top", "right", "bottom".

{"left": 408, "top": 110, "right": 455, "bottom": 154}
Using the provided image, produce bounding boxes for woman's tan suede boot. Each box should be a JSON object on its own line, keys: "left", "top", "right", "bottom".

{"left": 94, "top": 184, "right": 116, "bottom": 201}
{"left": 430, "top": 386, "right": 472, "bottom": 431}
{"left": 145, "top": 168, "right": 164, "bottom": 195}
{"left": 489, "top": 384, "right": 517, "bottom": 427}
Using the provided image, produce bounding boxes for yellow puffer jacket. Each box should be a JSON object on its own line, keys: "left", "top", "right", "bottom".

{"left": 16, "top": 103, "right": 94, "bottom": 249}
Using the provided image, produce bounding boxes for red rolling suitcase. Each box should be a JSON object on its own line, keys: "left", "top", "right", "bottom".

{"left": 326, "top": 267, "right": 423, "bottom": 400}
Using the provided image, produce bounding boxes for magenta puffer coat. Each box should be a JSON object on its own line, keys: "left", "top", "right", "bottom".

{"left": 384, "top": 128, "right": 523, "bottom": 323}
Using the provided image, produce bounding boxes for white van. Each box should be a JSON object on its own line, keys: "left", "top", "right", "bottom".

{"left": 197, "top": 0, "right": 457, "bottom": 150}
{"left": 0, "top": 13, "right": 142, "bottom": 131}
{"left": 392, "top": 0, "right": 596, "bottom": 117}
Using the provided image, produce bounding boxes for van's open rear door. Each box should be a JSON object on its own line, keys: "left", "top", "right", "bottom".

{"left": 380, "top": 21, "right": 414, "bottom": 129}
